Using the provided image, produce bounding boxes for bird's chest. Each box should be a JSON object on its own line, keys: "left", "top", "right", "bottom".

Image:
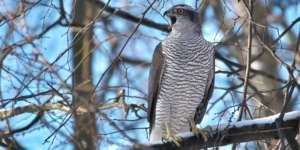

{"left": 162, "top": 39, "right": 195, "bottom": 60}
{"left": 161, "top": 39, "right": 206, "bottom": 79}
{"left": 159, "top": 39, "right": 208, "bottom": 99}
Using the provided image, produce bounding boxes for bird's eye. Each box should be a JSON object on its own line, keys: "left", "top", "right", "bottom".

{"left": 178, "top": 9, "right": 184, "bottom": 14}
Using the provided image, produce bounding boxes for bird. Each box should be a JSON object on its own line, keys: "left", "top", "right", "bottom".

{"left": 147, "top": 4, "right": 215, "bottom": 147}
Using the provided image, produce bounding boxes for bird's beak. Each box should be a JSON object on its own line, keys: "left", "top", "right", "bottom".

{"left": 163, "top": 10, "right": 169, "bottom": 17}
{"left": 163, "top": 9, "right": 176, "bottom": 30}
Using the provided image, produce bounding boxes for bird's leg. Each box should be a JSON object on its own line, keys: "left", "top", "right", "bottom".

{"left": 162, "top": 122, "right": 182, "bottom": 147}
{"left": 189, "top": 117, "right": 211, "bottom": 142}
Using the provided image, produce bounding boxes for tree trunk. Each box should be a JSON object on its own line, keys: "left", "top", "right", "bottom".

{"left": 72, "top": 0, "right": 97, "bottom": 149}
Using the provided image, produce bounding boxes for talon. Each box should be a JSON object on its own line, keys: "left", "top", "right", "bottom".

{"left": 197, "top": 133, "right": 201, "bottom": 139}
{"left": 198, "top": 129, "right": 208, "bottom": 142}
{"left": 163, "top": 122, "right": 182, "bottom": 147}
{"left": 201, "top": 125, "right": 212, "bottom": 132}
{"left": 170, "top": 137, "right": 180, "bottom": 147}
{"left": 189, "top": 118, "right": 210, "bottom": 142}
{"left": 175, "top": 136, "right": 183, "bottom": 141}
{"left": 162, "top": 137, "right": 166, "bottom": 143}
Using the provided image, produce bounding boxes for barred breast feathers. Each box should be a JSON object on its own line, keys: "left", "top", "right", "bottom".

{"left": 153, "top": 32, "right": 213, "bottom": 133}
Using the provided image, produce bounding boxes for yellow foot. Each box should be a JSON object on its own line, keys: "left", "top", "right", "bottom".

{"left": 189, "top": 118, "right": 211, "bottom": 142}
{"left": 162, "top": 135, "right": 183, "bottom": 147}
{"left": 163, "top": 122, "right": 183, "bottom": 147}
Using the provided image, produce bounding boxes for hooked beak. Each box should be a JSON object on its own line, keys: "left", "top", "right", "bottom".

{"left": 163, "top": 10, "right": 177, "bottom": 30}
{"left": 163, "top": 10, "right": 169, "bottom": 17}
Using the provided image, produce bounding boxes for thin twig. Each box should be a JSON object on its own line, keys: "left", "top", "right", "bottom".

{"left": 89, "top": 0, "right": 158, "bottom": 97}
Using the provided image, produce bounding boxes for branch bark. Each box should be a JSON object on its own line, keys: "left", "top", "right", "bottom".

{"left": 138, "top": 118, "right": 299, "bottom": 150}
{"left": 86, "top": 0, "right": 169, "bottom": 32}
{"left": 0, "top": 101, "right": 147, "bottom": 121}
{"left": 237, "top": 0, "right": 253, "bottom": 122}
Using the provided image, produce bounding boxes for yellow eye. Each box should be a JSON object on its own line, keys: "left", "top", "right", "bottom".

{"left": 178, "top": 9, "right": 184, "bottom": 14}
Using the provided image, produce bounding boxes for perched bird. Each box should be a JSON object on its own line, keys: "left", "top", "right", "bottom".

{"left": 147, "top": 4, "right": 215, "bottom": 146}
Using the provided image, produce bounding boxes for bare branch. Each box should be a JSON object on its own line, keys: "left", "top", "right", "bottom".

{"left": 90, "top": 0, "right": 158, "bottom": 96}
{"left": 237, "top": 0, "right": 253, "bottom": 122}
{"left": 86, "top": 0, "right": 169, "bottom": 32}
{"left": 0, "top": 101, "right": 147, "bottom": 121}
{"left": 140, "top": 117, "right": 299, "bottom": 150}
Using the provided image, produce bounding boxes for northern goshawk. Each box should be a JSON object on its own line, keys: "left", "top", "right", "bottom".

{"left": 147, "top": 4, "right": 215, "bottom": 146}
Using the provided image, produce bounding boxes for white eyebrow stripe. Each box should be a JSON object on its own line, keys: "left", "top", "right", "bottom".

{"left": 172, "top": 5, "right": 194, "bottom": 10}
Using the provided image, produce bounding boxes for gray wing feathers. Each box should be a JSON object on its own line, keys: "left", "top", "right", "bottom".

{"left": 205, "top": 53, "right": 215, "bottom": 101}
{"left": 147, "top": 43, "right": 164, "bottom": 134}
{"left": 194, "top": 46, "right": 215, "bottom": 124}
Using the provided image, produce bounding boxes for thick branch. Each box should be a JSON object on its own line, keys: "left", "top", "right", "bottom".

{"left": 86, "top": 0, "right": 169, "bottom": 32}
{"left": 138, "top": 111, "right": 300, "bottom": 150}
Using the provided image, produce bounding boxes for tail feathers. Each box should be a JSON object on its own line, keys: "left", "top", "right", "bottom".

{"left": 149, "top": 125, "right": 164, "bottom": 143}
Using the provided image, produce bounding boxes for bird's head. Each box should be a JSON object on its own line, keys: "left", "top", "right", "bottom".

{"left": 163, "top": 4, "right": 201, "bottom": 33}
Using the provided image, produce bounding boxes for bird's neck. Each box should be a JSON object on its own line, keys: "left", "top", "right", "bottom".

{"left": 169, "top": 27, "right": 203, "bottom": 38}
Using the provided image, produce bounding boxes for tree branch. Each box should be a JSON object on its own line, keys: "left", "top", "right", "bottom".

{"left": 86, "top": 0, "right": 169, "bottom": 32}
{"left": 137, "top": 112, "right": 300, "bottom": 150}
{"left": 0, "top": 101, "right": 147, "bottom": 121}
{"left": 237, "top": 0, "right": 253, "bottom": 122}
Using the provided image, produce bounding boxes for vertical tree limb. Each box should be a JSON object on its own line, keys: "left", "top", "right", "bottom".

{"left": 237, "top": 0, "right": 253, "bottom": 122}
{"left": 283, "top": 29, "right": 300, "bottom": 105}
{"left": 233, "top": 0, "right": 253, "bottom": 149}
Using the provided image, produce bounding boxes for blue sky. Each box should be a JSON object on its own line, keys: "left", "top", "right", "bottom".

{"left": 0, "top": 0, "right": 299, "bottom": 149}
